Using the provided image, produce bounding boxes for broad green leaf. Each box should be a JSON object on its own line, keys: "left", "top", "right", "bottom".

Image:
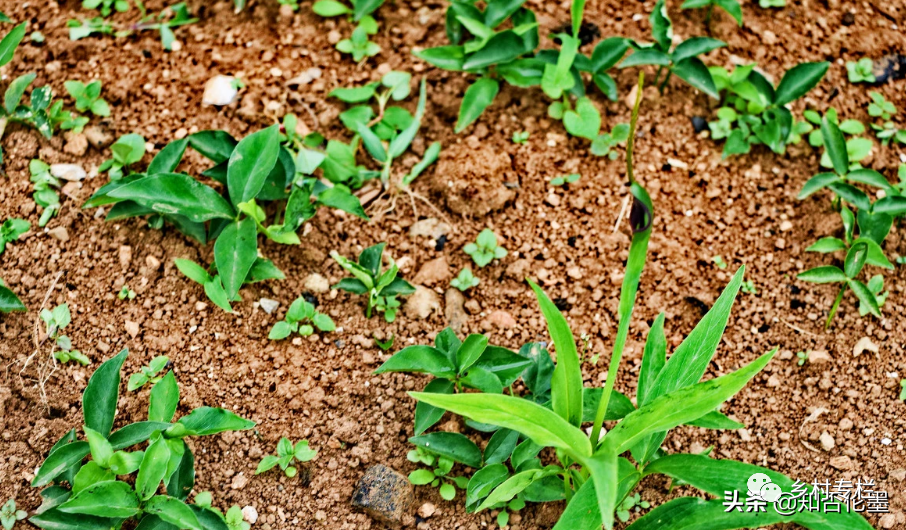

{"left": 373, "top": 345, "right": 457, "bottom": 379}
{"left": 312, "top": 0, "right": 352, "bottom": 16}
{"left": 83, "top": 349, "right": 128, "bottom": 437}
{"left": 455, "top": 77, "right": 499, "bottom": 133}
{"left": 5, "top": 73, "right": 36, "bottom": 114}
{"left": 476, "top": 467, "right": 560, "bottom": 511}
{"left": 31, "top": 442, "right": 90, "bottom": 488}
{"left": 165, "top": 442, "right": 194, "bottom": 500}
{"left": 413, "top": 45, "right": 465, "bottom": 71}
{"left": 29, "top": 509, "right": 114, "bottom": 530}
{"left": 797, "top": 172, "right": 840, "bottom": 199}
{"left": 352, "top": 0, "right": 382, "bottom": 20}
{"left": 619, "top": 48, "right": 672, "bottom": 68}
{"left": 590, "top": 38, "right": 629, "bottom": 72}
{"left": 603, "top": 349, "right": 774, "bottom": 453}
{"left": 553, "top": 478, "right": 600, "bottom": 530}
{"left": 649, "top": 0, "right": 672, "bottom": 51}
{"left": 0, "top": 284, "right": 26, "bottom": 313}
{"left": 414, "top": 379, "right": 454, "bottom": 435}
{"left": 462, "top": 31, "right": 531, "bottom": 70}
{"left": 409, "top": 392, "right": 592, "bottom": 460}
{"left": 460, "top": 366, "right": 504, "bottom": 394}
{"left": 466, "top": 464, "right": 509, "bottom": 510}
{"left": 107, "top": 173, "right": 235, "bottom": 223}
{"left": 144, "top": 496, "right": 203, "bottom": 530}
{"left": 843, "top": 242, "right": 867, "bottom": 279}
{"left": 686, "top": 410, "right": 744, "bottom": 429}
{"left": 227, "top": 125, "right": 280, "bottom": 206}
{"left": 714, "top": 0, "right": 743, "bottom": 25}
{"left": 355, "top": 122, "right": 386, "bottom": 162}
{"left": 528, "top": 280, "right": 583, "bottom": 427}
{"left": 820, "top": 116, "right": 848, "bottom": 176}
{"left": 108, "top": 422, "right": 172, "bottom": 450}
{"left": 484, "top": 428, "right": 520, "bottom": 465}
{"left": 204, "top": 278, "right": 232, "bottom": 313}
{"left": 471, "top": 346, "right": 532, "bottom": 387}
{"left": 563, "top": 96, "right": 601, "bottom": 140}
{"left": 59, "top": 480, "right": 139, "bottom": 518}
{"left": 108, "top": 451, "right": 144, "bottom": 476}
{"left": 773, "top": 61, "right": 829, "bottom": 106}
{"left": 672, "top": 57, "right": 719, "bottom": 99}
{"left": 388, "top": 78, "right": 427, "bottom": 158}
{"left": 827, "top": 182, "right": 870, "bottom": 211}
{"left": 0, "top": 22, "right": 26, "bottom": 68}
{"left": 798, "top": 266, "right": 846, "bottom": 283}
{"left": 168, "top": 407, "right": 255, "bottom": 437}
{"left": 148, "top": 139, "right": 189, "bottom": 174}
{"left": 484, "top": 0, "right": 526, "bottom": 28}
{"left": 671, "top": 37, "right": 725, "bottom": 64}
{"left": 581, "top": 451, "right": 619, "bottom": 530}
{"left": 625, "top": 496, "right": 787, "bottom": 530}
{"left": 213, "top": 218, "right": 257, "bottom": 300}
{"left": 409, "top": 432, "right": 482, "bottom": 468}
{"left": 581, "top": 389, "right": 636, "bottom": 423}
{"left": 806, "top": 237, "right": 846, "bottom": 253}
{"left": 72, "top": 462, "right": 114, "bottom": 495}
{"left": 849, "top": 280, "right": 880, "bottom": 317}
{"left": 83, "top": 427, "right": 113, "bottom": 468}
{"left": 188, "top": 130, "right": 237, "bottom": 163}
{"left": 847, "top": 168, "right": 893, "bottom": 192}
{"left": 648, "top": 268, "right": 744, "bottom": 398}
{"left": 149, "top": 371, "right": 179, "bottom": 423}
{"left": 456, "top": 334, "right": 489, "bottom": 374}
{"left": 541, "top": 34, "right": 579, "bottom": 99}
{"left": 136, "top": 436, "right": 171, "bottom": 500}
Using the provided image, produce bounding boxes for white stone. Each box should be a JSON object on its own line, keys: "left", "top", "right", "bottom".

{"left": 242, "top": 506, "right": 259, "bottom": 524}
{"left": 259, "top": 298, "right": 279, "bottom": 314}
{"left": 203, "top": 75, "right": 239, "bottom": 106}
{"left": 50, "top": 163, "right": 87, "bottom": 181}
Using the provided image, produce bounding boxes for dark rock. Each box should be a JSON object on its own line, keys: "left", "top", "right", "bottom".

{"left": 872, "top": 54, "right": 906, "bottom": 85}
{"left": 351, "top": 465, "right": 414, "bottom": 527}
{"left": 841, "top": 12, "right": 855, "bottom": 26}
{"left": 691, "top": 116, "right": 708, "bottom": 133}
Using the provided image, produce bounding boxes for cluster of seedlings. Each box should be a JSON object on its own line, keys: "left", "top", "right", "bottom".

{"left": 0, "top": 0, "right": 901, "bottom": 528}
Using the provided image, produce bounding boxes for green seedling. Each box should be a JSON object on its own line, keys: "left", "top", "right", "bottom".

{"left": 313, "top": 0, "right": 384, "bottom": 61}
{"left": 331, "top": 242, "right": 415, "bottom": 322}
{"left": 867, "top": 92, "right": 906, "bottom": 146}
{"left": 256, "top": 438, "right": 317, "bottom": 478}
{"left": 407, "top": 446, "right": 470, "bottom": 501}
{"left": 28, "top": 160, "right": 61, "bottom": 227}
{"left": 796, "top": 350, "right": 808, "bottom": 366}
{"left": 28, "top": 349, "right": 255, "bottom": 530}
{"left": 40, "top": 304, "right": 89, "bottom": 366}
{"left": 711, "top": 255, "right": 727, "bottom": 269}
{"left": 860, "top": 275, "right": 888, "bottom": 316}
{"left": 67, "top": 17, "right": 114, "bottom": 40}
{"left": 512, "top": 131, "right": 530, "bottom": 144}
{"left": 620, "top": 0, "right": 726, "bottom": 97}
{"left": 591, "top": 123, "right": 629, "bottom": 159}
{"left": 759, "top": 0, "right": 785, "bottom": 6}
{"left": 740, "top": 280, "right": 757, "bottom": 294}
{"left": 268, "top": 297, "right": 335, "bottom": 340}
{"left": 127, "top": 355, "right": 169, "bottom": 391}
{"left": 82, "top": 0, "right": 130, "bottom": 17}
{"left": 0, "top": 218, "right": 29, "bottom": 254}
{"left": 378, "top": 74, "right": 873, "bottom": 530}
{"left": 224, "top": 506, "right": 251, "bottom": 530}
{"left": 900, "top": 379, "right": 906, "bottom": 401}
{"left": 803, "top": 109, "right": 873, "bottom": 170}
{"left": 451, "top": 268, "right": 479, "bottom": 291}
{"left": 799, "top": 240, "right": 884, "bottom": 327}
{"left": 85, "top": 125, "right": 365, "bottom": 313}
{"left": 846, "top": 58, "right": 875, "bottom": 84}
{"left": 99, "top": 133, "right": 145, "bottom": 180}
{"left": 64, "top": 80, "right": 110, "bottom": 117}
{"left": 681, "top": 0, "right": 743, "bottom": 27}
{"left": 0, "top": 278, "right": 25, "bottom": 313}
{"left": 328, "top": 74, "right": 440, "bottom": 191}
{"left": 374, "top": 334, "right": 394, "bottom": 351}
{"left": 708, "top": 62, "right": 828, "bottom": 157}
{"left": 616, "top": 492, "right": 651, "bottom": 522}
{"left": 117, "top": 285, "right": 136, "bottom": 300}
{"left": 550, "top": 173, "right": 580, "bottom": 187}
{"left": 277, "top": 0, "right": 300, "bottom": 11}
{"left": 464, "top": 229, "right": 507, "bottom": 268}
{"left": 0, "top": 499, "right": 26, "bottom": 530}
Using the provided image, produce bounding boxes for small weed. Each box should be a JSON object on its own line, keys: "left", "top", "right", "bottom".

{"left": 40, "top": 304, "right": 88, "bottom": 365}
{"left": 256, "top": 438, "right": 317, "bottom": 477}
{"left": 867, "top": 92, "right": 905, "bottom": 146}
{"left": 1, "top": 499, "right": 26, "bottom": 530}
{"left": 407, "top": 446, "right": 469, "bottom": 501}
{"left": 741, "top": 280, "right": 757, "bottom": 294}
{"left": 82, "top": 0, "right": 130, "bottom": 17}
{"left": 268, "top": 297, "right": 335, "bottom": 339}
{"left": 846, "top": 58, "right": 875, "bottom": 84}
{"left": 616, "top": 492, "right": 650, "bottom": 522}
{"left": 117, "top": 285, "right": 136, "bottom": 300}
{"left": 680, "top": 0, "right": 743, "bottom": 28}
{"left": 28, "top": 160, "right": 61, "bottom": 227}
{"left": 900, "top": 379, "right": 906, "bottom": 401}
{"left": 64, "top": 80, "right": 110, "bottom": 117}
{"left": 0, "top": 218, "right": 29, "bottom": 254}
{"left": 550, "top": 173, "right": 580, "bottom": 187}
{"left": 100, "top": 133, "right": 145, "bottom": 180}
{"left": 450, "top": 268, "right": 480, "bottom": 292}
{"left": 590, "top": 123, "right": 629, "bottom": 159}
{"left": 711, "top": 255, "right": 727, "bottom": 269}
{"left": 512, "top": 131, "right": 530, "bottom": 144}
{"left": 374, "top": 334, "right": 394, "bottom": 351}
{"left": 464, "top": 229, "right": 507, "bottom": 268}
{"left": 759, "top": 0, "right": 785, "bottom": 6}
{"left": 312, "top": 0, "right": 384, "bottom": 61}
{"left": 803, "top": 109, "right": 873, "bottom": 170}
{"left": 796, "top": 350, "right": 808, "bottom": 366}
{"left": 331, "top": 242, "right": 415, "bottom": 322}
{"left": 127, "top": 355, "right": 169, "bottom": 391}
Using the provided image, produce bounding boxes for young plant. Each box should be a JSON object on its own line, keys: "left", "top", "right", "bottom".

{"left": 590, "top": 123, "right": 629, "bottom": 159}
{"left": 900, "top": 379, "right": 906, "bottom": 401}
{"left": 82, "top": 0, "right": 130, "bottom": 17}
{"left": 860, "top": 275, "right": 888, "bottom": 316}
{"left": 759, "top": 0, "right": 785, "bottom": 6}
{"left": 0, "top": 218, "right": 29, "bottom": 254}
{"left": 100, "top": 133, "right": 145, "bottom": 180}
{"left": 268, "top": 297, "right": 335, "bottom": 340}
{"left": 374, "top": 334, "right": 394, "bottom": 351}
{"left": 796, "top": 350, "right": 808, "bottom": 366}
{"left": 70, "top": 2, "right": 196, "bottom": 50}
{"left": 803, "top": 109, "right": 873, "bottom": 169}
{"left": 127, "top": 355, "right": 169, "bottom": 391}
{"left": 28, "top": 349, "right": 255, "bottom": 530}
{"left": 867, "top": 92, "right": 906, "bottom": 146}
{"left": 680, "top": 0, "right": 743, "bottom": 28}
{"left": 28, "top": 160, "right": 62, "bottom": 227}
{"left": 512, "top": 131, "right": 530, "bottom": 144}
{"left": 381, "top": 75, "right": 872, "bottom": 530}
{"left": 0, "top": 278, "right": 25, "bottom": 313}
{"left": 117, "top": 285, "right": 136, "bottom": 300}
{"left": 711, "top": 255, "right": 727, "bottom": 269}
{"left": 85, "top": 125, "right": 366, "bottom": 313}
{"left": 407, "top": 446, "right": 470, "bottom": 501}
{"left": 550, "top": 173, "right": 580, "bottom": 187}
{"left": 331, "top": 242, "right": 415, "bottom": 322}
{"left": 707, "top": 62, "right": 828, "bottom": 156}
{"left": 40, "top": 303, "right": 89, "bottom": 366}
{"left": 616, "top": 493, "right": 650, "bottom": 522}
{"left": 256, "top": 438, "right": 317, "bottom": 478}
{"left": 64, "top": 80, "right": 110, "bottom": 117}
{"left": 451, "top": 268, "right": 479, "bottom": 292}
{"left": 67, "top": 17, "right": 113, "bottom": 40}
{"left": 0, "top": 500, "right": 26, "bottom": 530}
{"left": 312, "top": 0, "right": 384, "bottom": 61}
{"left": 846, "top": 58, "right": 875, "bottom": 84}
{"left": 620, "top": 0, "right": 726, "bottom": 97}
{"left": 464, "top": 229, "right": 507, "bottom": 268}
{"left": 740, "top": 279, "right": 757, "bottom": 294}
{"left": 328, "top": 74, "right": 441, "bottom": 191}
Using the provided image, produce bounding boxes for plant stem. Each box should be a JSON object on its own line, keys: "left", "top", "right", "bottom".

{"left": 658, "top": 70, "right": 672, "bottom": 94}
{"left": 825, "top": 285, "right": 845, "bottom": 329}
{"left": 705, "top": 4, "right": 713, "bottom": 28}
{"left": 563, "top": 472, "right": 573, "bottom": 502}
{"left": 590, "top": 72, "right": 646, "bottom": 446}
{"left": 653, "top": 66, "right": 662, "bottom": 86}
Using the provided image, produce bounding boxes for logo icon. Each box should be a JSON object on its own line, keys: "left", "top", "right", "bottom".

{"left": 747, "top": 473, "right": 782, "bottom": 503}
